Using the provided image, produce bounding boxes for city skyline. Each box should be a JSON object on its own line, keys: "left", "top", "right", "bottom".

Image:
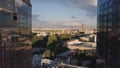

{"left": 32, "top": 0, "right": 97, "bottom": 28}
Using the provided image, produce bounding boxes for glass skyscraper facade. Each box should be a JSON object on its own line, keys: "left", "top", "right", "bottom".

{"left": 0, "top": 0, "right": 32, "bottom": 68}
{"left": 97, "top": 0, "right": 120, "bottom": 68}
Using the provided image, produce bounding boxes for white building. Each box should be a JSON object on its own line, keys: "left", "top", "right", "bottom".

{"left": 80, "top": 34, "right": 97, "bottom": 42}
{"left": 67, "top": 39, "right": 81, "bottom": 45}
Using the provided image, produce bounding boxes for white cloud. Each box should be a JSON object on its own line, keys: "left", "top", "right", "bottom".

{"left": 32, "top": 0, "right": 97, "bottom": 28}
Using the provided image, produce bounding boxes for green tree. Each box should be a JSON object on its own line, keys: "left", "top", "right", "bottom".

{"left": 32, "top": 35, "right": 49, "bottom": 48}
{"left": 44, "top": 49, "right": 51, "bottom": 58}
{"left": 57, "top": 34, "right": 74, "bottom": 41}
{"left": 32, "top": 35, "right": 44, "bottom": 43}
{"left": 47, "top": 34, "right": 57, "bottom": 46}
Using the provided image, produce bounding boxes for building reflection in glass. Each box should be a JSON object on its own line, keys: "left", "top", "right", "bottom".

{"left": 0, "top": 0, "right": 32, "bottom": 68}
{"left": 97, "top": 0, "right": 120, "bottom": 68}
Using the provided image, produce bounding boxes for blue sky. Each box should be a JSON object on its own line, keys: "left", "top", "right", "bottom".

{"left": 31, "top": 0, "right": 97, "bottom": 28}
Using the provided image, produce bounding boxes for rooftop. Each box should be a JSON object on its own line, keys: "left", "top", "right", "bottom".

{"left": 57, "top": 63, "right": 88, "bottom": 68}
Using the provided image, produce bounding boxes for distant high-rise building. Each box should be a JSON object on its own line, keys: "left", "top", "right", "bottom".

{"left": 0, "top": 0, "right": 32, "bottom": 68}
{"left": 80, "top": 24, "right": 86, "bottom": 32}
{"left": 97, "top": 0, "right": 120, "bottom": 68}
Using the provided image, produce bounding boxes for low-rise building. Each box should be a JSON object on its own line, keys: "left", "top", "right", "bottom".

{"left": 32, "top": 54, "right": 43, "bottom": 68}
{"left": 80, "top": 34, "right": 97, "bottom": 42}
{"left": 41, "top": 59, "right": 57, "bottom": 67}
{"left": 56, "top": 62, "right": 88, "bottom": 68}
{"left": 67, "top": 39, "right": 96, "bottom": 52}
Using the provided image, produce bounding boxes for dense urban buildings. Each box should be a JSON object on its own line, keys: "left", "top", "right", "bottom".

{"left": 32, "top": 27, "right": 97, "bottom": 68}
{"left": 97, "top": 0, "right": 120, "bottom": 68}
{"left": 0, "top": 0, "right": 32, "bottom": 68}
{"left": 32, "top": 27, "right": 96, "bottom": 36}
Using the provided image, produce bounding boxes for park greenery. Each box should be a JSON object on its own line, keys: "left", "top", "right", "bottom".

{"left": 32, "top": 34, "right": 74, "bottom": 58}
{"left": 32, "top": 34, "right": 75, "bottom": 48}
{"left": 32, "top": 33, "right": 91, "bottom": 58}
